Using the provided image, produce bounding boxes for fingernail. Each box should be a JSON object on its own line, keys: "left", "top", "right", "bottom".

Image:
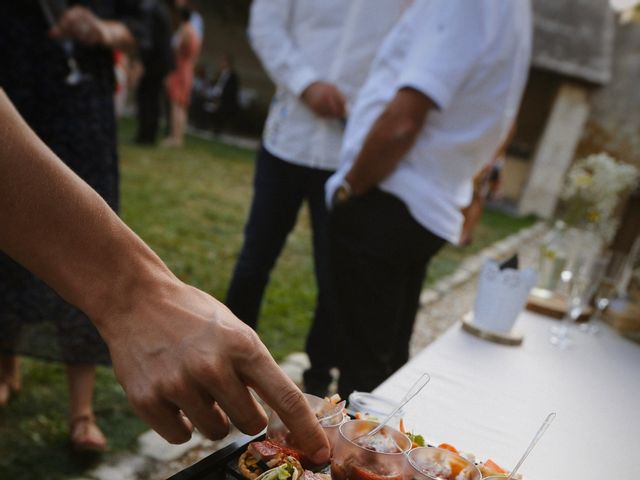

{"left": 312, "top": 446, "right": 330, "bottom": 464}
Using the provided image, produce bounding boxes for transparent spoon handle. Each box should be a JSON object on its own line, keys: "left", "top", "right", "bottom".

{"left": 507, "top": 412, "right": 556, "bottom": 480}
{"left": 367, "top": 372, "right": 430, "bottom": 438}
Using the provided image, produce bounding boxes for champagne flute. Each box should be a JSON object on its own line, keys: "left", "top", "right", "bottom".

{"left": 39, "top": 0, "right": 88, "bottom": 85}
{"left": 586, "top": 251, "right": 627, "bottom": 334}
{"left": 550, "top": 256, "right": 596, "bottom": 349}
{"left": 616, "top": 236, "right": 640, "bottom": 299}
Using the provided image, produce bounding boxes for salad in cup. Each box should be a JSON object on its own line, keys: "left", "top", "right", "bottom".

{"left": 405, "top": 446, "right": 482, "bottom": 480}
{"left": 331, "top": 419, "right": 412, "bottom": 480}
{"left": 267, "top": 393, "right": 346, "bottom": 451}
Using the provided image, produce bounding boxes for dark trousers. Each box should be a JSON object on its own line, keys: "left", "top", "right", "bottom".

{"left": 226, "top": 146, "right": 336, "bottom": 393}
{"left": 135, "top": 73, "right": 164, "bottom": 144}
{"left": 329, "top": 189, "right": 446, "bottom": 398}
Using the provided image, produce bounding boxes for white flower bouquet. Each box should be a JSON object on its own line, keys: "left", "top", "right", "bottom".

{"left": 560, "top": 152, "right": 639, "bottom": 241}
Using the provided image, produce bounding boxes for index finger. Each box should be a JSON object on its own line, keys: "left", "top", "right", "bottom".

{"left": 244, "top": 353, "right": 330, "bottom": 464}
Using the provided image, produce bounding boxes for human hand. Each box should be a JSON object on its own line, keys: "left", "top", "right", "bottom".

{"left": 301, "top": 82, "right": 347, "bottom": 119}
{"left": 101, "top": 278, "right": 330, "bottom": 464}
{"left": 49, "top": 6, "right": 111, "bottom": 47}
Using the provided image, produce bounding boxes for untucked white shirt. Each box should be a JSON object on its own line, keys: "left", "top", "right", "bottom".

{"left": 248, "top": 0, "right": 409, "bottom": 171}
{"left": 326, "top": 0, "right": 532, "bottom": 244}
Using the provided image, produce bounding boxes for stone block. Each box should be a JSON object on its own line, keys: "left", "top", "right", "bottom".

{"left": 434, "top": 278, "right": 454, "bottom": 295}
{"left": 449, "top": 269, "right": 473, "bottom": 287}
{"left": 419, "top": 289, "right": 440, "bottom": 306}
{"left": 284, "top": 352, "right": 310, "bottom": 370}
{"left": 88, "top": 454, "right": 149, "bottom": 480}
{"left": 138, "top": 429, "right": 204, "bottom": 462}
{"left": 459, "top": 256, "right": 484, "bottom": 274}
{"left": 279, "top": 362, "right": 304, "bottom": 386}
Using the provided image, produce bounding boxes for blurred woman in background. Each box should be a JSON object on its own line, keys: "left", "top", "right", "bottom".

{"left": 0, "top": 0, "right": 149, "bottom": 452}
{"left": 163, "top": 6, "right": 201, "bottom": 147}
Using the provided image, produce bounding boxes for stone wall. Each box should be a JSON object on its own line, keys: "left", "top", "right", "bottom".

{"left": 575, "top": 20, "right": 640, "bottom": 166}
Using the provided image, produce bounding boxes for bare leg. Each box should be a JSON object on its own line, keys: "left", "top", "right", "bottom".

{"left": 67, "top": 365, "right": 107, "bottom": 451}
{"left": 0, "top": 355, "right": 20, "bottom": 388}
{"left": 163, "top": 102, "right": 185, "bottom": 147}
{"left": 0, "top": 355, "right": 21, "bottom": 406}
{"left": 67, "top": 364, "right": 96, "bottom": 418}
{"left": 174, "top": 104, "right": 186, "bottom": 146}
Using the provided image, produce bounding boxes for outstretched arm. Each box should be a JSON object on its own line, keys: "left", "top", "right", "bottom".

{"left": 0, "top": 90, "right": 329, "bottom": 463}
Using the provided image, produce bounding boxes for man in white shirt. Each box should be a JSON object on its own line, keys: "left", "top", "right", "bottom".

{"left": 325, "top": 0, "right": 532, "bottom": 397}
{"left": 225, "top": 0, "right": 407, "bottom": 396}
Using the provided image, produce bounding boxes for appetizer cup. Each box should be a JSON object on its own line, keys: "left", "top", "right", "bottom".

{"left": 331, "top": 419, "right": 412, "bottom": 480}
{"left": 266, "top": 393, "right": 346, "bottom": 453}
{"left": 322, "top": 412, "right": 349, "bottom": 452}
{"left": 405, "top": 447, "right": 482, "bottom": 480}
{"left": 347, "top": 391, "right": 404, "bottom": 429}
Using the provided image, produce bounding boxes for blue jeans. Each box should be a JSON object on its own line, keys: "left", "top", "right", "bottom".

{"left": 226, "top": 146, "right": 335, "bottom": 393}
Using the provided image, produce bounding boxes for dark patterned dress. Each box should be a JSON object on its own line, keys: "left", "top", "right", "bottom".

{"left": 0, "top": 0, "right": 149, "bottom": 365}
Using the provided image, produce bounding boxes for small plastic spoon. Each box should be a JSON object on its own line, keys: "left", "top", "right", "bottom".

{"left": 357, "top": 372, "right": 430, "bottom": 441}
{"left": 506, "top": 412, "right": 556, "bottom": 480}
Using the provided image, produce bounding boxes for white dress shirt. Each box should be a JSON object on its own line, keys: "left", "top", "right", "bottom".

{"left": 248, "top": 0, "right": 409, "bottom": 171}
{"left": 326, "top": 0, "right": 532, "bottom": 244}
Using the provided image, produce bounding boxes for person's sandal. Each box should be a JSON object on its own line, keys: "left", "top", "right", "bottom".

{"left": 69, "top": 414, "right": 108, "bottom": 452}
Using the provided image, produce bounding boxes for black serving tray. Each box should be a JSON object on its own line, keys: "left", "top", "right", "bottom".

{"left": 166, "top": 432, "right": 335, "bottom": 480}
{"left": 168, "top": 413, "right": 357, "bottom": 479}
{"left": 167, "top": 432, "right": 266, "bottom": 480}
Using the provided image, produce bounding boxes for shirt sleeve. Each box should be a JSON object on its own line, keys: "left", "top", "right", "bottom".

{"left": 397, "top": 0, "right": 490, "bottom": 110}
{"left": 247, "top": 0, "right": 320, "bottom": 97}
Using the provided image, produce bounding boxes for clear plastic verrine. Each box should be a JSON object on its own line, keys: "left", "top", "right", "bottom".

{"left": 331, "top": 419, "right": 412, "bottom": 480}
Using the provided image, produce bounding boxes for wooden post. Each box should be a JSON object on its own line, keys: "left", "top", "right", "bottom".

{"left": 611, "top": 187, "right": 640, "bottom": 254}
{"left": 519, "top": 82, "right": 591, "bottom": 218}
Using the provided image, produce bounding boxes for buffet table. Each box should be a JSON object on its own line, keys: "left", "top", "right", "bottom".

{"left": 374, "top": 311, "right": 640, "bottom": 480}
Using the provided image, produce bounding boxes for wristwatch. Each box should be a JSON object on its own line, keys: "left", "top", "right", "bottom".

{"left": 332, "top": 178, "right": 353, "bottom": 208}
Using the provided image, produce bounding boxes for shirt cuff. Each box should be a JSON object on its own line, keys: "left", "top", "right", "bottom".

{"left": 397, "top": 73, "right": 454, "bottom": 111}
{"left": 288, "top": 66, "right": 320, "bottom": 98}
{"left": 325, "top": 170, "right": 346, "bottom": 209}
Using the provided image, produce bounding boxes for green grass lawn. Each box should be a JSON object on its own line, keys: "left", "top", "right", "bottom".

{"left": 0, "top": 120, "right": 535, "bottom": 479}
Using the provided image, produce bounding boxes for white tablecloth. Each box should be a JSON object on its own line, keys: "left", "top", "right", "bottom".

{"left": 374, "top": 311, "right": 640, "bottom": 479}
